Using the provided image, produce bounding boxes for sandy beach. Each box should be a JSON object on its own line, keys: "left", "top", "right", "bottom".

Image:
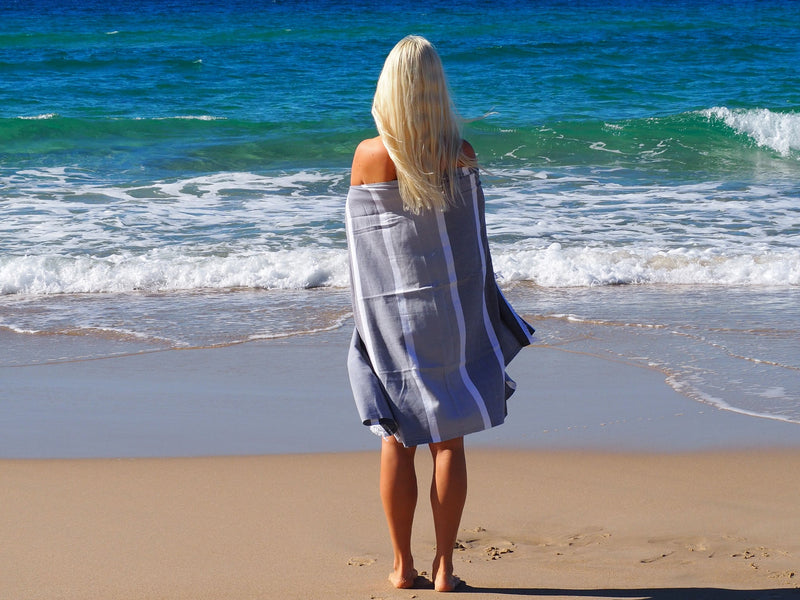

{"left": 2, "top": 326, "right": 799, "bottom": 599}
{"left": 2, "top": 450, "right": 798, "bottom": 599}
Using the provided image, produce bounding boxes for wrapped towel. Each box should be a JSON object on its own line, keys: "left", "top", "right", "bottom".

{"left": 345, "top": 167, "right": 534, "bottom": 447}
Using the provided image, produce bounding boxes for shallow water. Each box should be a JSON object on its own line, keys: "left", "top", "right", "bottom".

{"left": 508, "top": 284, "right": 800, "bottom": 424}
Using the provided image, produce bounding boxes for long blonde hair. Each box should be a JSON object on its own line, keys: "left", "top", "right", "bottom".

{"left": 372, "top": 35, "right": 476, "bottom": 212}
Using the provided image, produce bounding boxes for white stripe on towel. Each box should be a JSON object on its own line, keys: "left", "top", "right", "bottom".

{"left": 434, "top": 207, "right": 493, "bottom": 430}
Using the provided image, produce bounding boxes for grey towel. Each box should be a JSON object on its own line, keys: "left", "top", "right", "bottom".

{"left": 345, "top": 167, "right": 534, "bottom": 447}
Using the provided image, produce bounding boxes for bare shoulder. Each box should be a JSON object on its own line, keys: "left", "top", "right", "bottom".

{"left": 350, "top": 136, "right": 397, "bottom": 186}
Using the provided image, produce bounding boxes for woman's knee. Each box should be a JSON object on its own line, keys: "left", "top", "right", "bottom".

{"left": 382, "top": 435, "right": 417, "bottom": 463}
{"left": 429, "top": 436, "right": 464, "bottom": 457}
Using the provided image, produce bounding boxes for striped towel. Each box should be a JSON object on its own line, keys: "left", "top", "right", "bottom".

{"left": 345, "top": 167, "right": 535, "bottom": 447}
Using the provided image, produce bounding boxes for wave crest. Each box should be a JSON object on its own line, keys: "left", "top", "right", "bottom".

{"left": 0, "top": 249, "right": 350, "bottom": 295}
{"left": 701, "top": 107, "right": 800, "bottom": 157}
{"left": 3, "top": 244, "right": 798, "bottom": 296}
{"left": 494, "top": 244, "right": 800, "bottom": 287}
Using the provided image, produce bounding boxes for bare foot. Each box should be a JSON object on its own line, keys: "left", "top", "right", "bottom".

{"left": 434, "top": 572, "right": 463, "bottom": 592}
{"left": 388, "top": 568, "right": 419, "bottom": 589}
{"left": 432, "top": 555, "right": 463, "bottom": 592}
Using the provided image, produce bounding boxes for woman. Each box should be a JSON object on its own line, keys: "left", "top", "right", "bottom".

{"left": 345, "top": 35, "right": 534, "bottom": 592}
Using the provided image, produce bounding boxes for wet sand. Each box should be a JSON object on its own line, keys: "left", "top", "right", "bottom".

{"left": 2, "top": 326, "right": 799, "bottom": 458}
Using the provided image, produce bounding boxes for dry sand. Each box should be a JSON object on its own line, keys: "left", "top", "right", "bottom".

{"left": 2, "top": 449, "right": 798, "bottom": 599}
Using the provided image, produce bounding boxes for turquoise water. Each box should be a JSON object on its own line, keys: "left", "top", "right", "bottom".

{"left": 3, "top": 0, "right": 799, "bottom": 173}
{"left": 1, "top": 0, "right": 799, "bottom": 430}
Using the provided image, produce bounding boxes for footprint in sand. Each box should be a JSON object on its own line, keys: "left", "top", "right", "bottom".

{"left": 768, "top": 570, "right": 796, "bottom": 583}
{"left": 567, "top": 528, "right": 611, "bottom": 547}
{"left": 484, "top": 541, "right": 516, "bottom": 560}
{"left": 347, "top": 556, "right": 377, "bottom": 567}
{"left": 646, "top": 536, "right": 712, "bottom": 558}
{"left": 731, "top": 546, "right": 772, "bottom": 560}
{"left": 454, "top": 526, "right": 516, "bottom": 561}
{"left": 454, "top": 525, "right": 489, "bottom": 551}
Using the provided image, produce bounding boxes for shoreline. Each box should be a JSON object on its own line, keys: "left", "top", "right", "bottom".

{"left": 2, "top": 324, "right": 799, "bottom": 459}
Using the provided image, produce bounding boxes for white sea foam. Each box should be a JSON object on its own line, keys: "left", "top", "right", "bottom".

{"left": 589, "top": 141, "right": 623, "bottom": 154}
{"left": 246, "top": 310, "right": 352, "bottom": 342}
{"left": 1, "top": 169, "right": 348, "bottom": 255}
{"left": 701, "top": 107, "right": 800, "bottom": 157}
{"left": 0, "top": 248, "right": 350, "bottom": 295}
{"left": 666, "top": 375, "right": 800, "bottom": 425}
{"left": 482, "top": 169, "right": 800, "bottom": 254}
{"left": 759, "top": 387, "right": 788, "bottom": 399}
{"left": 16, "top": 113, "right": 58, "bottom": 120}
{"left": 2, "top": 243, "right": 797, "bottom": 296}
{"left": 0, "top": 323, "right": 42, "bottom": 335}
{"left": 146, "top": 115, "right": 225, "bottom": 121}
{"left": 2, "top": 167, "right": 798, "bottom": 294}
{"left": 492, "top": 244, "right": 800, "bottom": 287}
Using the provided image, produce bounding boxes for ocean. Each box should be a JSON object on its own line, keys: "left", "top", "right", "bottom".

{"left": 2, "top": 0, "right": 799, "bottom": 427}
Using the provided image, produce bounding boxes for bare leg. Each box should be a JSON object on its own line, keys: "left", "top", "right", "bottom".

{"left": 429, "top": 436, "right": 467, "bottom": 592}
{"left": 380, "top": 436, "right": 419, "bottom": 589}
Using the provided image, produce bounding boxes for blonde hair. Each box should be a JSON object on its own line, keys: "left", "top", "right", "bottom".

{"left": 372, "top": 35, "right": 476, "bottom": 212}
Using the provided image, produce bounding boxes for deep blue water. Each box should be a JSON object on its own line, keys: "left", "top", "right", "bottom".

{"left": 3, "top": 0, "right": 799, "bottom": 172}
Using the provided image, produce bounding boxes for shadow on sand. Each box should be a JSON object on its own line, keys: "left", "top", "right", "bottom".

{"left": 459, "top": 586, "right": 799, "bottom": 599}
